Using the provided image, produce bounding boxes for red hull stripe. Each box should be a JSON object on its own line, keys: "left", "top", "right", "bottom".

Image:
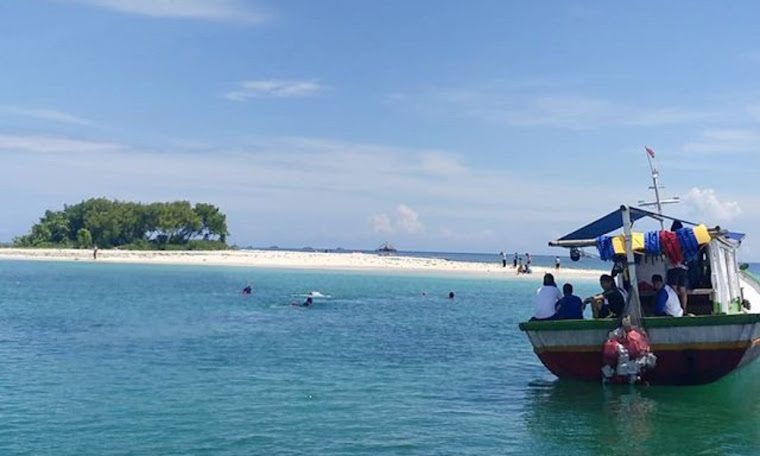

{"left": 538, "top": 346, "right": 757, "bottom": 385}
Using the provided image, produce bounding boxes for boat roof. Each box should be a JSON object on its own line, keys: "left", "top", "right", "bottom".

{"left": 556, "top": 205, "right": 745, "bottom": 242}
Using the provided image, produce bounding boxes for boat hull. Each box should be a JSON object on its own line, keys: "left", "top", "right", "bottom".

{"left": 520, "top": 314, "right": 760, "bottom": 385}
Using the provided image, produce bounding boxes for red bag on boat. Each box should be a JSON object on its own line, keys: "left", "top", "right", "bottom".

{"left": 623, "top": 329, "right": 650, "bottom": 359}
{"left": 638, "top": 281, "right": 655, "bottom": 293}
{"left": 660, "top": 231, "right": 684, "bottom": 265}
{"left": 602, "top": 339, "right": 621, "bottom": 366}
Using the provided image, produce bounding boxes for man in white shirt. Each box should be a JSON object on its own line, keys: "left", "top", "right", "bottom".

{"left": 533, "top": 273, "right": 563, "bottom": 320}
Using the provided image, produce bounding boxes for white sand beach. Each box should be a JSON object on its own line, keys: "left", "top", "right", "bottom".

{"left": 0, "top": 248, "right": 606, "bottom": 280}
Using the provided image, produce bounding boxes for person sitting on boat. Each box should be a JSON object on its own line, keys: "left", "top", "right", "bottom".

{"left": 652, "top": 273, "right": 684, "bottom": 317}
{"left": 585, "top": 274, "right": 626, "bottom": 319}
{"left": 554, "top": 283, "right": 584, "bottom": 319}
{"left": 532, "top": 273, "right": 563, "bottom": 320}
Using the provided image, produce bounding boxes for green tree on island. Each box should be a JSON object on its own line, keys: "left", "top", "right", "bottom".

{"left": 14, "top": 198, "right": 230, "bottom": 250}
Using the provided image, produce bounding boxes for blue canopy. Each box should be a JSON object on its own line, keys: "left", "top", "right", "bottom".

{"left": 556, "top": 206, "right": 746, "bottom": 243}
{"left": 558, "top": 207, "right": 661, "bottom": 241}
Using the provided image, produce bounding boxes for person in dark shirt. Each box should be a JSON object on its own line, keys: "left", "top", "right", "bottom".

{"left": 554, "top": 283, "right": 584, "bottom": 319}
{"left": 668, "top": 220, "right": 689, "bottom": 312}
{"left": 586, "top": 274, "right": 625, "bottom": 319}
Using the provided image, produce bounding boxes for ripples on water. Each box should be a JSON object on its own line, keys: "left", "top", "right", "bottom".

{"left": 0, "top": 261, "right": 758, "bottom": 455}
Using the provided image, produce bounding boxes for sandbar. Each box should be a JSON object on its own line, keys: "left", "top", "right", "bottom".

{"left": 0, "top": 248, "right": 606, "bottom": 280}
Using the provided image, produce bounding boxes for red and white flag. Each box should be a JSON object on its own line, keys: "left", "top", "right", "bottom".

{"left": 645, "top": 146, "right": 655, "bottom": 158}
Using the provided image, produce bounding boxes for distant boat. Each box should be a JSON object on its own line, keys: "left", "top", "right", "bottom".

{"left": 376, "top": 242, "right": 397, "bottom": 255}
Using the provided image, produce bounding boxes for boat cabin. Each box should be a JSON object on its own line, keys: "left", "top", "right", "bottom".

{"left": 549, "top": 206, "right": 753, "bottom": 316}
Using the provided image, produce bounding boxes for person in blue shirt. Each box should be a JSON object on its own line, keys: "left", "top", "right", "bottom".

{"left": 554, "top": 283, "right": 584, "bottom": 319}
{"left": 653, "top": 274, "right": 684, "bottom": 317}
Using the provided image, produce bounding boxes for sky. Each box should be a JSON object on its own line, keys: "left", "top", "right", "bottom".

{"left": 2, "top": 1, "right": 760, "bottom": 257}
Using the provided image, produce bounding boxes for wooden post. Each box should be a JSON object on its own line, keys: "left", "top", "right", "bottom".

{"left": 622, "top": 205, "right": 643, "bottom": 325}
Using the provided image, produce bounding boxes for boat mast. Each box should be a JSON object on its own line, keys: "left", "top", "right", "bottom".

{"left": 638, "top": 147, "right": 679, "bottom": 230}
{"left": 647, "top": 151, "right": 664, "bottom": 230}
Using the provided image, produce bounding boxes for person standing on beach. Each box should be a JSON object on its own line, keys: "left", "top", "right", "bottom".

{"left": 555, "top": 256, "right": 561, "bottom": 271}
{"left": 526, "top": 253, "right": 532, "bottom": 267}
{"left": 513, "top": 252, "right": 518, "bottom": 268}
{"left": 93, "top": 246, "right": 98, "bottom": 260}
{"left": 500, "top": 251, "right": 507, "bottom": 267}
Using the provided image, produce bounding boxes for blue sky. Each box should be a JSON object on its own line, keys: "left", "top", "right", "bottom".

{"left": 2, "top": 1, "right": 760, "bottom": 257}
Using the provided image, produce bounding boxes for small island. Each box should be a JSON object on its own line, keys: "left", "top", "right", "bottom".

{"left": 13, "top": 198, "right": 229, "bottom": 250}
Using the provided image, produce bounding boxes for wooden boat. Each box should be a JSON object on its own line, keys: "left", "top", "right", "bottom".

{"left": 376, "top": 242, "right": 397, "bottom": 255}
{"left": 519, "top": 205, "right": 760, "bottom": 385}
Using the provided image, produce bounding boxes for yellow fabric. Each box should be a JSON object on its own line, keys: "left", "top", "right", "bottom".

{"left": 612, "top": 233, "right": 645, "bottom": 254}
{"left": 694, "top": 224, "right": 711, "bottom": 245}
{"left": 612, "top": 235, "right": 625, "bottom": 255}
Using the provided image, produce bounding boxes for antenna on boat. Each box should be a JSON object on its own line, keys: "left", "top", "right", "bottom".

{"left": 638, "top": 146, "right": 679, "bottom": 229}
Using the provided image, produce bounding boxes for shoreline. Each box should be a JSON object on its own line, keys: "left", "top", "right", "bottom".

{"left": 0, "top": 248, "right": 607, "bottom": 280}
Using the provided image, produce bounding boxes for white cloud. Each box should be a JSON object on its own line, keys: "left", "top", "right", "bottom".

{"left": 0, "top": 106, "right": 96, "bottom": 126}
{"left": 395, "top": 204, "right": 423, "bottom": 233}
{"left": 68, "top": 0, "right": 269, "bottom": 24}
{"left": 682, "top": 129, "right": 760, "bottom": 154}
{"left": 438, "top": 227, "right": 496, "bottom": 242}
{"left": 389, "top": 81, "right": 715, "bottom": 129}
{"left": 225, "top": 80, "right": 325, "bottom": 101}
{"left": 1, "top": 132, "right": 632, "bottom": 251}
{"left": 497, "top": 95, "right": 714, "bottom": 128}
{"left": 418, "top": 152, "right": 466, "bottom": 176}
{"left": 0, "top": 134, "right": 124, "bottom": 153}
{"left": 369, "top": 213, "right": 393, "bottom": 234}
{"left": 370, "top": 205, "right": 424, "bottom": 235}
{"left": 501, "top": 95, "right": 612, "bottom": 128}
{"left": 683, "top": 187, "right": 742, "bottom": 222}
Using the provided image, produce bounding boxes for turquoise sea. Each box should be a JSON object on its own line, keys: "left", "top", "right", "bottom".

{"left": 1, "top": 260, "right": 758, "bottom": 455}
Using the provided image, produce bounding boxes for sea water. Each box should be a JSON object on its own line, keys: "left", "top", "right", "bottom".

{"left": 0, "top": 260, "right": 758, "bottom": 455}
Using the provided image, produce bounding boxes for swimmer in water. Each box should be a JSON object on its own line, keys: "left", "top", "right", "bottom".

{"left": 449, "top": 291, "right": 455, "bottom": 299}
{"left": 242, "top": 284, "right": 252, "bottom": 295}
{"left": 303, "top": 297, "right": 313, "bottom": 307}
